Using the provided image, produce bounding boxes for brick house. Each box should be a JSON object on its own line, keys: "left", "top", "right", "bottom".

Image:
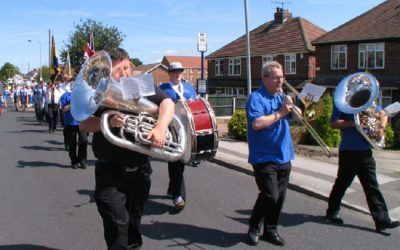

{"left": 131, "top": 63, "right": 169, "bottom": 86}
{"left": 312, "top": 0, "right": 400, "bottom": 107}
{"left": 161, "top": 56, "right": 208, "bottom": 88}
{"left": 206, "top": 8, "right": 326, "bottom": 96}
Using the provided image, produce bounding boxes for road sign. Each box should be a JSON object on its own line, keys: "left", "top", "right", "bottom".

{"left": 197, "top": 79, "right": 207, "bottom": 94}
{"left": 197, "top": 32, "right": 207, "bottom": 52}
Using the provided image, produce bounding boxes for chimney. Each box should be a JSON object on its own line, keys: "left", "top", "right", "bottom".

{"left": 274, "top": 7, "right": 292, "bottom": 24}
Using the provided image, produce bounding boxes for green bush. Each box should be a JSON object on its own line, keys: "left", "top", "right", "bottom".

{"left": 393, "top": 119, "right": 400, "bottom": 149}
{"left": 384, "top": 124, "right": 394, "bottom": 149}
{"left": 228, "top": 110, "right": 247, "bottom": 141}
{"left": 303, "top": 93, "right": 340, "bottom": 147}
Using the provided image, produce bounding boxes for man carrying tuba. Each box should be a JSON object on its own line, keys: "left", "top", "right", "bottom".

{"left": 79, "top": 48, "right": 175, "bottom": 249}
{"left": 326, "top": 101, "right": 399, "bottom": 233}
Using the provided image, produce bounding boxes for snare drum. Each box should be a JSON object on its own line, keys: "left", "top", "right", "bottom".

{"left": 175, "top": 97, "right": 218, "bottom": 164}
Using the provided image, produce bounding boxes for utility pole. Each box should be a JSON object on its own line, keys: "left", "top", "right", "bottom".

{"left": 244, "top": 0, "right": 252, "bottom": 96}
{"left": 28, "top": 40, "right": 42, "bottom": 81}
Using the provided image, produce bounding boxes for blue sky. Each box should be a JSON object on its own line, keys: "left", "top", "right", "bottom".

{"left": 1, "top": 0, "right": 384, "bottom": 73}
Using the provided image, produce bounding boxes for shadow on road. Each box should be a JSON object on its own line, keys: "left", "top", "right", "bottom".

{"left": 21, "top": 145, "right": 65, "bottom": 151}
{"left": 230, "top": 209, "right": 382, "bottom": 235}
{"left": 45, "top": 140, "right": 64, "bottom": 146}
{"left": 22, "top": 122, "right": 45, "bottom": 127}
{"left": 4, "top": 130, "right": 48, "bottom": 134}
{"left": 0, "top": 244, "right": 60, "bottom": 250}
{"left": 16, "top": 160, "right": 70, "bottom": 168}
{"left": 141, "top": 221, "right": 244, "bottom": 248}
{"left": 16, "top": 116, "right": 37, "bottom": 122}
{"left": 75, "top": 189, "right": 95, "bottom": 207}
{"left": 145, "top": 196, "right": 174, "bottom": 216}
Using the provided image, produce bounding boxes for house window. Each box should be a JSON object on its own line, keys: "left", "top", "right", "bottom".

{"left": 262, "top": 55, "right": 275, "bottom": 63}
{"left": 284, "top": 54, "right": 296, "bottom": 74}
{"left": 215, "top": 60, "right": 223, "bottom": 76}
{"left": 229, "top": 58, "right": 241, "bottom": 75}
{"left": 190, "top": 68, "right": 194, "bottom": 74}
{"left": 381, "top": 89, "right": 392, "bottom": 108}
{"left": 359, "top": 43, "right": 384, "bottom": 69}
{"left": 331, "top": 45, "right": 347, "bottom": 69}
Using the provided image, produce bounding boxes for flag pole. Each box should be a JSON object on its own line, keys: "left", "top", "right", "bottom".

{"left": 67, "top": 51, "right": 71, "bottom": 78}
{"left": 49, "top": 29, "right": 51, "bottom": 80}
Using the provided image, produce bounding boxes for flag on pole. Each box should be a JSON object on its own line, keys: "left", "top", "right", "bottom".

{"left": 83, "top": 32, "right": 95, "bottom": 61}
{"left": 63, "top": 51, "right": 72, "bottom": 78}
{"left": 50, "top": 35, "right": 61, "bottom": 82}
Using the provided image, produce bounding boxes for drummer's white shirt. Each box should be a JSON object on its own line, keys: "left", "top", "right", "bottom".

{"left": 171, "top": 82, "right": 185, "bottom": 100}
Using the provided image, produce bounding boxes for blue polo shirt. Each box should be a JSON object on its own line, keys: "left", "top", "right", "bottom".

{"left": 331, "top": 104, "right": 377, "bottom": 151}
{"left": 246, "top": 85, "right": 294, "bottom": 165}
{"left": 60, "top": 92, "right": 79, "bottom": 126}
{"left": 159, "top": 81, "right": 197, "bottom": 101}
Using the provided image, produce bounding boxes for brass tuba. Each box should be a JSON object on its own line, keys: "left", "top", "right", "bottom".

{"left": 334, "top": 72, "right": 385, "bottom": 149}
{"left": 71, "top": 51, "right": 187, "bottom": 162}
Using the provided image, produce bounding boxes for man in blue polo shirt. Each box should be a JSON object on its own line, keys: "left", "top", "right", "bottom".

{"left": 159, "top": 61, "right": 197, "bottom": 211}
{"left": 246, "top": 61, "right": 299, "bottom": 246}
{"left": 60, "top": 83, "right": 88, "bottom": 169}
{"left": 326, "top": 103, "right": 399, "bottom": 233}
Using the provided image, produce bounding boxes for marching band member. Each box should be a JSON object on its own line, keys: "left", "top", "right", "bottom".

{"left": 246, "top": 61, "right": 299, "bottom": 246}
{"left": 79, "top": 48, "right": 175, "bottom": 249}
{"left": 326, "top": 103, "right": 399, "bottom": 233}
{"left": 60, "top": 81, "right": 88, "bottom": 169}
{"left": 46, "top": 82, "right": 62, "bottom": 133}
{"left": 159, "top": 62, "right": 197, "bottom": 211}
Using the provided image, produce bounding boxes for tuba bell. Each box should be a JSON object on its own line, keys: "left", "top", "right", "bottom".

{"left": 71, "top": 51, "right": 187, "bottom": 162}
{"left": 334, "top": 72, "right": 385, "bottom": 149}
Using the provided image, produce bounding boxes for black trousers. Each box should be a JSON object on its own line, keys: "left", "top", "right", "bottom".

{"left": 249, "top": 162, "right": 291, "bottom": 232}
{"left": 47, "top": 104, "right": 59, "bottom": 131}
{"left": 168, "top": 160, "right": 186, "bottom": 200}
{"left": 327, "top": 150, "right": 389, "bottom": 223}
{"left": 94, "top": 160, "right": 152, "bottom": 250}
{"left": 64, "top": 125, "right": 88, "bottom": 165}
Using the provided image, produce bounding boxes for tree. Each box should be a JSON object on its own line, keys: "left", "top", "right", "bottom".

{"left": 130, "top": 58, "right": 143, "bottom": 67}
{"left": 0, "top": 63, "right": 21, "bottom": 82}
{"left": 303, "top": 93, "right": 340, "bottom": 147}
{"left": 61, "top": 19, "right": 125, "bottom": 73}
{"left": 35, "top": 66, "right": 50, "bottom": 82}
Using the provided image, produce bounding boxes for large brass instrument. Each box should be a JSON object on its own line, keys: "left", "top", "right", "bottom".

{"left": 71, "top": 51, "right": 187, "bottom": 162}
{"left": 334, "top": 72, "right": 385, "bottom": 149}
{"left": 280, "top": 80, "right": 332, "bottom": 157}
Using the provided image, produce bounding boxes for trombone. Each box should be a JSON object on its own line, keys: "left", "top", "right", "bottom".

{"left": 280, "top": 80, "right": 332, "bottom": 157}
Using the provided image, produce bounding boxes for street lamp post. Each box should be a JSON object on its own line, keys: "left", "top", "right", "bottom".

{"left": 244, "top": 0, "right": 252, "bottom": 96}
{"left": 28, "top": 40, "right": 42, "bottom": 81}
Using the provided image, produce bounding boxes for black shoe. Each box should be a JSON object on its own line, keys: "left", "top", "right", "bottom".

{"left": 173, "top": 196, "right": 186, "bottom": 211}
{"left": 263, "top": 231, "right": 285, "bottom": 246}
{"left": 79, "top": 162, "right": 87, "bottom": 169}
{"left": 247, "top": 227, "right": 260, "bottom": 246}
{"left": 71, "top": 163, "right": 79, "bottom": 169}
{"left": 375, "top": 219, "right": 400, "bottom": 232}
{"left": 326, "top": 213, "right": 344, "bottom": 225}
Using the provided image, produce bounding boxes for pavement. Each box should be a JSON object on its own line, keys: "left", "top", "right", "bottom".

{"left": 211, "top": 131, "right": 400, "bottom": 221}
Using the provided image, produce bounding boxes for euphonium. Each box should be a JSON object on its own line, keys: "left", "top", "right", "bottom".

{"left": 71, "top": 51, "right": 187, "bottom": 162}
{"left": 334, "top": 72, "right": 385, "bottom": 149}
